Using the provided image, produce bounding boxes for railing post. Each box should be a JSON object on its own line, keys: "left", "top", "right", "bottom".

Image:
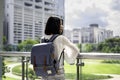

{"left": 22, "top": 56, "right": 25, "bottom": 80}
{"left": 26, "top": 57, "right": 29, "bottom": 80}
{"left": 76, "top": 56, "right": 84, "bottom": 80}
{"left": 0, "top": 56, "right": 2, "bottom": 80}
{"left": 80, "top": 58, "right": 84, "bottom": 80}
{"left": 76, "top": 58, "right": 80, "bottom": 80}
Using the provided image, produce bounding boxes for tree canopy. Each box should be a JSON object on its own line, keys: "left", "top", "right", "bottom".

{"left": 18, "top": 39, "right": 39, "bottom": 52}
{"left": 97, "top": 38, "right": 120, "bottom": 53}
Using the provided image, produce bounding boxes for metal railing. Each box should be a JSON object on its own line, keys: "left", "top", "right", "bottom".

{"left": 0, "top": 52, "right": 120, "bottom": 80}
{"left": 0, "top": 51, "right": 30, "bottom": 80}
{"left": 76, "top": 53, "right": 120, "bottom": 80}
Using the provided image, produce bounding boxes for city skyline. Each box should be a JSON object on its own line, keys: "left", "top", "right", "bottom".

{"left": 4, "top": 0, "right": 64, "bottom": 45}
{"left": 65, "top": 0, "right": 120, "bottom": 36}
{"left": 65, "top": 24, "right": 113, "bottom": 44}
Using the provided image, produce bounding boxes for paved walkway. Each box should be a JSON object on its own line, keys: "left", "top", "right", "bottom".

{"left": 95, "top": 74, "right": 120, "bottom": 80}
{"left": 5, "top": 73, "right": 21, "bottom": 80}
{"left": 5, "top": 63, "right": 21, "bottom": 80}
{"left": 101, "top": 74, "right": 120, "bottom": 80}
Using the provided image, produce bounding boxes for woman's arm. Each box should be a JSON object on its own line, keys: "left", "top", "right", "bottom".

{"left": 60, "top": 35, "right": 80, "bottom": 64}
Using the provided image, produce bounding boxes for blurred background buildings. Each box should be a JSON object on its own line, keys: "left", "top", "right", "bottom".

{"left": 1, "top": 0, "right": 113, "bottom": 46}
{"left": 65, "top": 24, "right": 113, "bottom": 44}
{"left": 4, "top": 0, "right": 64, "bottom": 45}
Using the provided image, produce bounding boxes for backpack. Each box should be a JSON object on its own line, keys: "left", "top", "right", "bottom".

{"left": 31, "top": 34, "right": 64, "bottom": 77}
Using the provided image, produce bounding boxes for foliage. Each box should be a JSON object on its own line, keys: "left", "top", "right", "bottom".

{"left": 76, "top": 38, "right": 120, "bottom": 53}
{"left": 12, "top": 65, "right": 37, "bottom": 80}
{"left": 2, "top": 36, "right": 12, "bottom": 51}
{"left": 2, "top": 44, "right": 13, "bottom": 51}
{"left": 1, "top": 58, "right": 6, "bottom": 78}
{"left": 2, "top": 61, "right": 5, "bottom": 75}
{"left": 102, "top": 60, "right": 120, "bottom": 64}
{"left": 77, "top": 44, "right": 81, "bottom": 52}
{"left": 97, "top": 38, "right": 120, "bottom": 53}
{"left": 2, "top": 36, "right": 7, "bottom": 45}
{"left": 28, "top": 68, "right": 37, "bottom": 80}
{"left": 18, "top": 39, "right": 39, "bottom": 52}
{"left": 78, "top": 43, "right": 95, "bottom": 52}
{"left": 84, "top": 44, "right": 94, "bottom": 52}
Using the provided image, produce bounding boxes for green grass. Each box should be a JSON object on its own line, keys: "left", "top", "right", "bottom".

{"left": 2, "top": 77, "right": 20, "bottom": 80}
{"left": 11, "top": 60, "right": 120, "bottom": 80}
{"left": 83, "top": 60, "right": 120, "bottom": 74}
{"left": 12, "top": 65, "right": 22, "bottom": 76}
{"left": 5, "top": 61, "right": 19, "bottom": 65}
{"left": 64, "top": 63, "right": 111, "bottom": 80}
{"left": 64, "top": 60, "right": 120, "bottom": 80}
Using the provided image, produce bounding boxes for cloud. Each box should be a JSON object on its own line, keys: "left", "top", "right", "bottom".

{"left": 65, "top": 0, "right": 82, "bottom": 29}
{"left": 65, "top": 0, "right": 109, "bottom": 29}
{"left": 111, "top": 0, "right": 120, "bottom": 11}
{"left": 106, "top": 0, "right": 120, "bottom": 36}
{"left": 107, "top": 12, "right": 120, "bottom": 36}
{"left": 65, "top": 0, "right": 120, "bottom": 36}
{"left": 73, "top": 7, "right": 108, "bottom": 27}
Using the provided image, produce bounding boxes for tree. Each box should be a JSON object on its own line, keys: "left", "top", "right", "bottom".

{"left": 18, "top": 39, "right": 39, "bottom": 52}
{"left": 28, "top": 68, "right": 37, "bottom": 80}
{"left": 97, "top": 38, "right": 120, "bottom": 53}
{"left": 2, "top": 36, "right": 7, "bottom": 45}
{"left": 2, "top": 44, "right": 13, "bottom": 51}
{"left": 77, "top": 44, "right": 81, "bottom": 52}
{"left": 84, "top": 44, "right": 94, "bottom": 52}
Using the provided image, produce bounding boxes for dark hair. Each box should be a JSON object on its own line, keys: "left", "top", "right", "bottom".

{"left": 45, "top": 16, "right": 63, "bottom": 35}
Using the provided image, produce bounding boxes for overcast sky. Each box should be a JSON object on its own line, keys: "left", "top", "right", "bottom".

{"left": 65, "top": 0, "right": 120, "bottom": 36}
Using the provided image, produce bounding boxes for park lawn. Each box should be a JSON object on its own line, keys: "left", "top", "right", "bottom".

{"left": 64, "top": 62, "right": 111, "bottom": 80}
{"left": 12, "top": 65, "right": 22, "bottom": 76}
{"left": 64, "top": 60, "right": 120, "bottom": 74}
{"left": 82, "top": 60, "right": 120, "bottom": 74}
{"left": 2, "top": 77, "right": 20, "bottom": 80}
{"left": 11, "top": 60, "right": 120, "bottom": 80}
{"left": 64, "top": 60, "right": 120, "bottom": 79}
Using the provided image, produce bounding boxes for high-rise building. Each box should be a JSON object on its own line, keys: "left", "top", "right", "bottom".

{"left": 4, "top": 0, "right": 64, "bottom": 45}
{"left": 72, "top": 29, "right": 81, "bottom": 44}
{"left": 0, "top": 0, "right": 4, "bottom": 47}
{"left": 70, "top": 24, "right": 113, "bottom": 44}
{"left": 64, "top": 29, "right": 72, "bottom": 41}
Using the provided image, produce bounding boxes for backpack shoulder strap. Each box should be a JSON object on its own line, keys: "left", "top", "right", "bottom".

{"left": 49, "top": 34, "right": 59, "bottom": 42}
{"left": 58, "top": 48, "right": 65, "bottom": 63}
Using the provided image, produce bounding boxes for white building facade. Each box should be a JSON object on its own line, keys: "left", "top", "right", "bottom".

{"left": 71, "top": 24, "right": 113, "bottom": 44}
{"left": 4, "top": 0, "right": 64, "bottom": 45}
{"left": 72, "top": 29, "right": 81, "bottom": 44}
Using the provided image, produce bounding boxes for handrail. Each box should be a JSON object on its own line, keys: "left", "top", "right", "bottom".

{"left": 0, "top": 52, "right": 120, "bottom": 80}
{"left": 77, "top": 53, "right": 120, "bottom": 60}
{"left": 0, "top": 51, "right": 30, "bottom": 80}
{"left": 1, "top": 52, "right": 120, "bottom": 59}
{"left": 0, "top": 51, "right": 30, "bottom": 57}
{"left": 76, "top": 53, "right": 120, "bottom": 80}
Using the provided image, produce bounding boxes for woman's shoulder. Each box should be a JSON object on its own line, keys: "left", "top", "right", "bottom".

{"left": 56, "top": 35, "right": 69, "bottom": 42}
{"left": 42, "top": 34, "right": 68, "bottom": 42}
{"left": 57, "top": 35, "right": 67, "bottom": 39}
